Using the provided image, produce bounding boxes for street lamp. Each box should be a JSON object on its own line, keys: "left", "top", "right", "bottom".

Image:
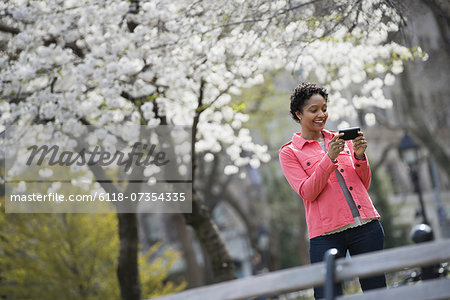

{"left": 398, "top": 132, "right": 441, "bottom": 281}
{"left": 398, "top": 132, "right": 430, "bottom": 226}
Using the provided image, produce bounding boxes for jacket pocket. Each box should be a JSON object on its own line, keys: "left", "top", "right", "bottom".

{"left": 299, "top": 154, "right": 323, "bottom": 176}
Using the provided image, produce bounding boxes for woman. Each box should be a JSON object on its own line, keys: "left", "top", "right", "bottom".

{"left": 279, "top": 82, "right": 386, "bottom": 299}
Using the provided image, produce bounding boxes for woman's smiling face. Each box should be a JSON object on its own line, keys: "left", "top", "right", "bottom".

{"left": 296, "top": 94, "right": 328, "bottom": 134}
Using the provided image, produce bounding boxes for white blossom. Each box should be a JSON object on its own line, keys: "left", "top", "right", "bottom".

{"left": 384, "top": 73, "right": 396, "bottom": 86}
{"left": 337, "top": 121, "right": 350, "bottom": 130}
{"left": 17, "top": 181, "right": 26, "bottom": 193}
{"left": 204, "top": 153, "right": 214, "bottom": 162}
{"left": 249, "top": 158, "right": 261, "bottom": 169}
{"left": 0, "top": 0, "right": 424, "bottom": 183}
{"left": 38, "top": 168, "right": 54, "bottom": 178}
{"left": 391, "top": 60, "right": 404, "bottom": 74}
{"left": 224, "top": 165, "right": 239, "bottom": 175}
{"left": 364, "top": 113, "right": 376, "bottom": 126}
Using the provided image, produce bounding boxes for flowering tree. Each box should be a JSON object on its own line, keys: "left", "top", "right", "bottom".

{"left": 0, "top": 0, "right": 426, "bottom": 298}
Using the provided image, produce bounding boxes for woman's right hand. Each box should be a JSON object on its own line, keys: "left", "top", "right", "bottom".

{"left": 327, "top": 133, "right": 345, "bottom": 161}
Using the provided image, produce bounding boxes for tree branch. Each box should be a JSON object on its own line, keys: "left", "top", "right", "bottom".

{"left": 0, "top": 23, "right": 20, "bottom": 35}
{"left": 371, "top": 144, "right": 393, "bottom": 173}
{"left": 200, "top": 0, "right": 326, "bottom": 35}
{"left": 223, "top": 186, "right": 259, "bottom": 251}
{"left": 191, "top": 78, "right": 206, "bottom": 192}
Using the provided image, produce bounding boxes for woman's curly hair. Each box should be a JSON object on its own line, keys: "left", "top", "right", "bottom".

{"left": 290, "top": 82, "right": 328, "bottom": 123}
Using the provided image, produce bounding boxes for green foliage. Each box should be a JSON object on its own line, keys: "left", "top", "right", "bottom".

{"left": 369, "top": 169, "right": 410, "bottom": 248}
{"left": 231, "top": 72, "right": 294, "bottom": 145}
{"left": 0, "top": 199, "right": 186, "bottom": 299}
{"left": 261, "top": 162, "right": 304, "bottom": 268}
{"left": 231, "top": 103, "right": 245, "bottom": 112}
{"left": 140, "top": 243, "right": 187, "bottom": 298}
{"left": 0, "top": 210, "right": 119, "bottom": 299}
{"left": 231, "top": 74, "right": 276, "bottom": 114}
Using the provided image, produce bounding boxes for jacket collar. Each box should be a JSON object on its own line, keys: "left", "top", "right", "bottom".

{"left": 292, "top": 129, "right": 335, "bottom": 149}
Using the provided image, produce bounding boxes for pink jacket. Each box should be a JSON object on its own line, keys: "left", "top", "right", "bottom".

{"left": 279, "top": 129, "right": 380, "bottom": 239}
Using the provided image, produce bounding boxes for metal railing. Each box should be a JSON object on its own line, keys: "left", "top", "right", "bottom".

{"left": 150, "top": 239, "right": 450, "bottom": 300}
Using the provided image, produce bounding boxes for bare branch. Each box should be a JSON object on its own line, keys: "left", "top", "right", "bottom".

{"left": 191, "top": 78, "right": 206, "bottom": 193}
{"left": 371, "top": 144, "right": 394, "bottom": 172}
{"left": 201, "top": 0, "right": 326, "bottom": 35}
{"left": 0, "top": 23, "right": 20, "bottom": 35}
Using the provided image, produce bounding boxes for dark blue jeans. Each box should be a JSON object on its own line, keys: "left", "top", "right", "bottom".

{"left": 309, "top": 220, "right": 386, "bottom": 299}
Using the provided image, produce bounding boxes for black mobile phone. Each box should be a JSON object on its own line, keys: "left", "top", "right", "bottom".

{"left": 339, "top": 127, "right": 360, "bottom": 140}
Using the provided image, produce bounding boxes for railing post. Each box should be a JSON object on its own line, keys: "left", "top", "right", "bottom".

{"left": 410, "top": 224, "right": 441, "bottom": 280}
{"left": 324, "top": 248, "right": 338, "bottom": 300}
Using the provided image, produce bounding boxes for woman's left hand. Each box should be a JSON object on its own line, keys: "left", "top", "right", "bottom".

{"left": 352, "top": 131, "right": 367, "bottom": 158}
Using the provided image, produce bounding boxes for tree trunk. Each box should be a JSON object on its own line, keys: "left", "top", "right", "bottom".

{"left": 398, "top": 68, "right": 450, "bottom": 180}
{"left": 117, "top": 213, "right": 141, "bottom": 300}
{"left": 424, "top": 0, "right": 450, "bottom": 57}
{"left": 75, "top": 133, "right": 142, "bottom": 300}
{"left": 185, "top": 78, "right": 236, "bottom": 283}
{"left": 172, "top": 214, "right": 204, "bottom": 287}
{"left": 183, "top": 199, "right": 236, "bottom": 283}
